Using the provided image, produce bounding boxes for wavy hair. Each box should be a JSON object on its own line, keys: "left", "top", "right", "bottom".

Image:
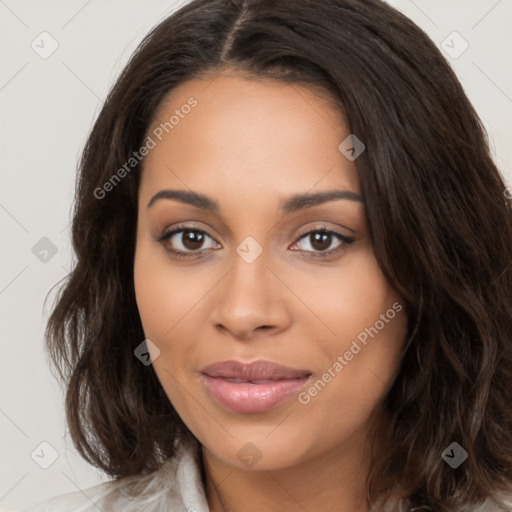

{"left": 44, "top": 0, "right": 512, "bottom": 510}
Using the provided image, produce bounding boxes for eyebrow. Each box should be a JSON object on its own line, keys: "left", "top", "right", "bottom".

{"left": 147, "top": 188, "right": 363, "bottom": 214}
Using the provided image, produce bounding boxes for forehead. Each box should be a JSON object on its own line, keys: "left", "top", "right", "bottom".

{"left": 139, "top": 73, "right": 361, "bottom": 203}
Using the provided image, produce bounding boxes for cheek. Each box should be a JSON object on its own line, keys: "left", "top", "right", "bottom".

{"left": 133, "top": 241, "right": 216, "bottom": 398}
{"left": 292, "top": 246, "right": 401, "bottom": 342}
{"left": 133, "top": 248, "right": 195, "bottom": 403}
{"left": 294, "top": 248, "right": 407, "bottom": 408}
{"left": 134, "top": 260, "right": 206, "bottom": 434}
{"left": 134, "top": 246, "right": 170, "bottom": 341}
{"left": 134, "top": 240, "right": 208, "bottom": 341}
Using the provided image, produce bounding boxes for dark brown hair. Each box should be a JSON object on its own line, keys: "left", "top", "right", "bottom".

{"left": 44, "top": 0, "right": 512, "bottom": 510}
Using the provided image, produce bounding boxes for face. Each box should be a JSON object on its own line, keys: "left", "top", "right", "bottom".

{"left": 134, "top": 72, "right": 407, "bottom": 472}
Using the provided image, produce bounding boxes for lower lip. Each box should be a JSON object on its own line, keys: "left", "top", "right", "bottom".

{"left": 201, "top": 374, "right": 311, "bottom": 413}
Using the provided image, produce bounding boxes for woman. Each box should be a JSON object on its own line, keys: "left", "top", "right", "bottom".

{"left": 24, "top": 0, "right": 512, "bottom": 510}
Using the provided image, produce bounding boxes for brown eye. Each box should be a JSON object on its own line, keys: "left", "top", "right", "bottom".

{"left": 290, "top": 228, "right": 355, "bottom": 259}
{"left": 157, "top": 227, "right": 220, "bottom": 256}
{"left": 295, "top": 230, "right": 347, "bottom": 253}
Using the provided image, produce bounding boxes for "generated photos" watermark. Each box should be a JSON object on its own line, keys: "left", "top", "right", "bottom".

{"left": 298, "top": 301, "right": 403, "bottom": 405}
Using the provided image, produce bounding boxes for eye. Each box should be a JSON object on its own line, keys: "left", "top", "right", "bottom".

{"left": 290, "top": 228, "right": 354, "bottom": 259}
{"left": 157, "top": 226, "right": 220, "bottom": 257}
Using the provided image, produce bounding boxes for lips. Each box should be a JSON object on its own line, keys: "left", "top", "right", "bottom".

{"left": 201, "top": 359, "right": 312, "bottom": 381}
{"left": 200, "top": 360, "right": 312, "bottom": 413}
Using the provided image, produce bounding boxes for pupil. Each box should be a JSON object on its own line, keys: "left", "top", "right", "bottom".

{"left": 311, "top": 232, "right": 331, "bottom": 251}
{"left": 183, "top": 229, "right": 204, "bottom": 250}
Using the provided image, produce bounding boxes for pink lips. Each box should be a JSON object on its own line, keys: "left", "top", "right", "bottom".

{"left": 201, "top": 360, "right": 312, "bottom": 413}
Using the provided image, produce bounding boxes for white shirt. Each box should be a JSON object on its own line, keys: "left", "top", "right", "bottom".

{"left": 5, "top": 437, "right": 511, "bottom": 511}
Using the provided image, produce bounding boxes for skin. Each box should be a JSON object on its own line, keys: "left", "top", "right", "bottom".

{"left": 133, "top": 71, "right": 408, "bottom": 512}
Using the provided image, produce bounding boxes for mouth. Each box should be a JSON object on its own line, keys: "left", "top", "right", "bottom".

{"left": 200, "top": 360, "right": 313, "bottom": 413}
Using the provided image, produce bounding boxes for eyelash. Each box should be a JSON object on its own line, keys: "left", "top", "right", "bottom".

{"left": 156, "top": 224, "right": 355, "bottom": 260}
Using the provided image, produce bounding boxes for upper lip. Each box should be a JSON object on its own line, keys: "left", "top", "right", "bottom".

{"left": 201, "top": 360, "right": 312, "bottom": 380}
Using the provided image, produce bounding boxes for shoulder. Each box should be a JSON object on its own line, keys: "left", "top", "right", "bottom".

{"left": 22, "top": 482, "right": 118, "bottom": 512}
{"left": 19, "top": 437, "right": 208, "bottom": 512}
{"left": 372, "top": 491, "right": 512, "bottom": 512}
{"left": 21, "top": 481, "right": 115, "bottom": 512}
{"left": 20, "top": 470, "right": 174, "bottom": 512}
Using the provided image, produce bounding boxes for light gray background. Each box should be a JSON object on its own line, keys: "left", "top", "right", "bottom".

{"left": 1, "top": 0, "right": 511, "bottom": 509}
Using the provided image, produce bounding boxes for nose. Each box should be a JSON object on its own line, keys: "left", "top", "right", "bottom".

{"left": 211, "top": 251, "right": 291, "bottom": 341}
